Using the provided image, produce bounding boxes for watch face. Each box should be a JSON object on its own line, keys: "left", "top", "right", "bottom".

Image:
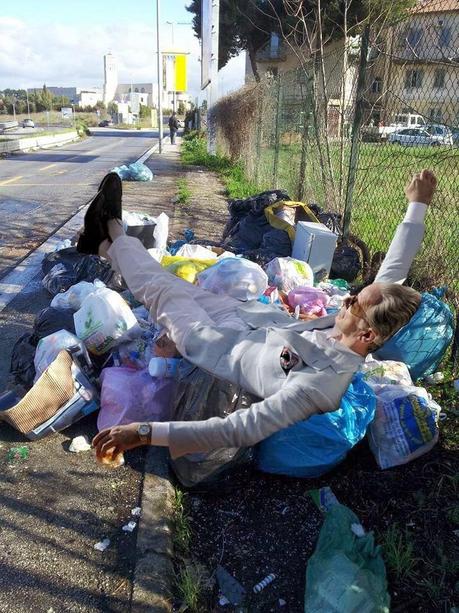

{"left": 139, "top": 424, "right": 150, "bottom": 437}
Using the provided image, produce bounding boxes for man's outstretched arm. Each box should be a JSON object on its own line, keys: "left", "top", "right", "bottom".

{"left": 375, "top": 169, "right": 436, "bottom": 284}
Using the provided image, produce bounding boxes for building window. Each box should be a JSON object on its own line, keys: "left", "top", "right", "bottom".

{"left": 439, "top": 26, "right": 451, "bottom": 48}
{"left": 405, "top": 69, "right": 424, "bottom": 89}
{"left": 407, "top": 27, "right": 422, "bottom": 49}
{"left": 434, "top": 68, "right": 445, "bottom": 88}
{"left": 371, "top": 77, "right": 382, "bottom": 94}
{"left": 141, "top": 87, "right": 145, "bottom": 93}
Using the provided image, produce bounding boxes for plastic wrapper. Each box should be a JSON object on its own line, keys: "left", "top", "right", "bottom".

{"left": 287, "top": 286, "right": 329, "bottom": 318}
{"left": 367, "top": 383, "right": 441, "bottom": 469}
{"left": 50, "top": 280, "right": 105, "bottom": 311}
{"left": 34, "top": 330, "right": 90, "bottom": 382}
{"left": 265, "top": 257, "right": 314, "bottom": 293}
{"left": 256, "top": 374, "right": 376, "bottom": 478}
{"left": 74, "top": 287, "right": 140, "bottom": 355}
{"left": 97, "top": 367, "right": 175, "bottom": 430}
{"left": 197, "top": 257, "right": 268, "bottom": 301}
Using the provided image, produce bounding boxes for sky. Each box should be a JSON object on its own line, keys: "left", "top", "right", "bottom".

{"left": 0, "top": 0, "right": 246, "bottom": 99}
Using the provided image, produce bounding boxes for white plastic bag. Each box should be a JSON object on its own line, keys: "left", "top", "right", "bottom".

{"left": 367, "top": 384, "right": 441, "bottom": 469}
{"left": 50, "top": 280, "right": 105, "bottom": 311}
{"left": 360, "top": 358, "right": 413, "bottom": 387}
{"left": 34, "top": 330, "right": 90, "bottom": 382}
{"left": 197, "top": 257, "right": 268, "bottom": 301}
{"left": 265, "top": 257, "right": 314, "bottom": 293}
{"left": 74, "top": 287, "right": 139, "bottom": 355}
{"left": 176, "top": 244, "right": 217, "bottom": 259}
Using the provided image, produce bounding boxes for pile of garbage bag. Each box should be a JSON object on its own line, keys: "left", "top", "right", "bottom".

{"left": 0, "top": 188, "right": 452, "bottom": 487}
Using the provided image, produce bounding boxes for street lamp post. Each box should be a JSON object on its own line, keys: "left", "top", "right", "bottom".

{"left": 156, "top": 0, "right": 163, "bottom": 153}
{"left": 26, "top": 88, "right": 31, "bottom": 118}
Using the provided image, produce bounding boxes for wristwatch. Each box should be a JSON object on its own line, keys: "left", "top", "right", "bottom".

{"left": 137, "top": 423, "right": 152, "bottom": 445}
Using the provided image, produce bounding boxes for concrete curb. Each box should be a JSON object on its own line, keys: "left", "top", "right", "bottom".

{"left": 0, "top": 131, "right": 79, "bottom": 154}
{"left": 131, "top": 448, "right": 175, "bottom": 612}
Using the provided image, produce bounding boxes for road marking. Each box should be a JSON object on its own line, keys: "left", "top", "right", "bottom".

{"left": 39, "top": 163, "right": 57, "bottom": 171}
{"left": 54, "top": 170, "right": 68, "bottom": 175}
{"left": 0, "top": 176, "right": 23, "bottom": 186}
{"left": 0, "top": 183, "right": 90, "bottom": 187}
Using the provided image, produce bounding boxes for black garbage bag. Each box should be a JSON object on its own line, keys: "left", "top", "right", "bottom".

{"left": 41, "top": 248, "right": 124, "bottom": 295}
{"left": 33, "top": 307, "right": 76, "bottom": 338}
{"left": 169, "top": 362, "right": 256, "bottom": 491}
{"left": 222, "top": 189, "right": 290, "bottom": 242}
{"left": 9, "top": 307, "right": 78, "bottom": 389}
{"left": 10, "top": 333, "right": 37, "bottom": 388}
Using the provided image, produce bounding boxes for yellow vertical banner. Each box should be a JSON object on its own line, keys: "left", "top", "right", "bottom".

{"left": 174, "top": 54, "right": 187, "bottom": 92}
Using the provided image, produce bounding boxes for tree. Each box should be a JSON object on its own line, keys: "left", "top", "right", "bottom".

{"left": 107, "top": 101, "right": 118, "bottom": 116}
{"left": 139, "top": 103, "right": 150, "bottom": 119}
{"left": 187, "top": 0, "right": 288, "bottom": 81}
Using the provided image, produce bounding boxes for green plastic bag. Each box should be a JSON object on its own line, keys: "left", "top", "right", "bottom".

{"left": 305, "top": 504, "right": 390, "bottom": 613}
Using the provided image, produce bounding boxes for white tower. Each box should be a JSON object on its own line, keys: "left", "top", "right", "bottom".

{"left": 103, "top": 53, "right": 118, "bottom": 105}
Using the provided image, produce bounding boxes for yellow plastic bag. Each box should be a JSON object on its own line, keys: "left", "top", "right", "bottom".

{"left": 161, "top": 255, "right": 216, "bottom": 284}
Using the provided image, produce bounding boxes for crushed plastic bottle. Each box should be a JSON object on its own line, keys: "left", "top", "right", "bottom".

{"left": 96, "top": 448, "right": 125, "bottom": 468}
{"left": 7, "top": 446, "right": 29, "bottom": 462}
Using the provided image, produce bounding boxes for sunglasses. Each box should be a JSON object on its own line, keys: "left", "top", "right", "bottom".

{"left": 343, "top": 294, "right": 369, "bottom": 323}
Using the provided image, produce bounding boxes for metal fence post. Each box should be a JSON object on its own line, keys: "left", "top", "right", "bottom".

{"left": 297, "top": 73, "right": 312, "bottom": 202}
{"left": 272, "top": 74, "right": 283, "bottom": 188}
{"left": 342, "top": 25, "right": 370, "bottom": 239}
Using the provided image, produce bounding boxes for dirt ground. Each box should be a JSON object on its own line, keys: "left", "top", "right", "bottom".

{"left": 182, "top": 397, "right": 458, "bottom": 613}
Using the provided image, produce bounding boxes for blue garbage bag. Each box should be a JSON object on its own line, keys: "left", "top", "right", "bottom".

{"left": 256, "top": 374, "right": 376, "bottom": 478}
{"left": 127, "top": 161, "right": 153, "bottom": 182}
{"left": 374, "top": 292, "right": 454, "bottom": 381}
{"left": 111, "top": 165, "right": 131, "bottom": 180}
{"left": 112, "top": 162, "right": 153, "bottom": 182}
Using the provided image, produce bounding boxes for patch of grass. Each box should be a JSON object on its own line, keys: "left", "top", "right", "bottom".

{"left": 177, "top": 178, "right": 192, "bottom": 205}
{"left": 382, "top": 524, "right": 418, "bottom": 581}
{"left": 181, "top": 133, "right": 259, "bottom": 199}
{"left": 172, "top": 489, "right": 191, "bottom": 554}
{"left": 174, "top": 561, "right": 206, "bottom": 612}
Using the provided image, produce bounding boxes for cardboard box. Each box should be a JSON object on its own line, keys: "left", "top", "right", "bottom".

{"left": 292, "top": 221, "right": 337, "bottom": 277}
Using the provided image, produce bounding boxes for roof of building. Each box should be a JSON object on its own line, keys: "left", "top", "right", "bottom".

{"left": 412, "top": 0, "right": 459, "bottom": 14}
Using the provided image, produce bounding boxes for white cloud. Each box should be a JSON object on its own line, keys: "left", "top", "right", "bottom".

{"left": 0, "top": 17, "right": 245, "bottom": 99}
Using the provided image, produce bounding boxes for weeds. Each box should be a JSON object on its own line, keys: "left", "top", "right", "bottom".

{"left": 174, "top": 561, "right": 206, "bottom": 612}
{"left": 173, "top": 489, "right": 191, "bottom": 553}
{"left": 177, "top": 178, "right": 192, "bottom": 205}
{"left": 181, "top": 134, "right": 259, "bottom": 199}
{"left": 382, "top": 524, "right": 418, "bottom": 580}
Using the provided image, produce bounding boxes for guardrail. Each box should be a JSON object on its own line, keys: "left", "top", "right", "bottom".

{"left": 0, "top": 131, "right": 79, "bottom": 154}
{"left": 0, "top": 121, "right": 19, "bottom": 133}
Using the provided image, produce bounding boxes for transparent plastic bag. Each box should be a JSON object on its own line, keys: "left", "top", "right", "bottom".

{"left": 73, "top": 287, "right": 139, "bottom": 355}
{"left": 197, "top": 257, "right": 268, "bottom": 301}
{"left": 266, "top": 257, "right": 314, "bottom": 293}
{"left": 50, "top": 280, "right": 105, "bottom": 311}
{"left": 98, "top": 367, "right": 175, "bottom": 430}
{"left": 34, "top": 330, "right": 90, "bottom": 382}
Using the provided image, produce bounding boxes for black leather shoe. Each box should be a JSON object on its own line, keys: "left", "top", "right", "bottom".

{"left": 77, "top": 172, "right": 122, "bottom": 255}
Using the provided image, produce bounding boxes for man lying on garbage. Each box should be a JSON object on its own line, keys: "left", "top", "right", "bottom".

{"left": 91, "top": 169, "right": 437, "bottom": 461}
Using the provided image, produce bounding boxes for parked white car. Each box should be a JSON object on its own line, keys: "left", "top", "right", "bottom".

{"left": 388, "top": 126, "right": 453, "bottom": 146}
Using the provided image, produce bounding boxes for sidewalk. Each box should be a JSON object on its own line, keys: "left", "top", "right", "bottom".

{"left": 123, "top": 138, "right": 229, "bottom": 243}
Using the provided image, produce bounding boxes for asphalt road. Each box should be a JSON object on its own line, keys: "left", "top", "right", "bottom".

{"left": 0, "top": 129, "right": 158, "bottom": 278}
{"left": 0, "top": 131, "right": 158, "bottom": 612}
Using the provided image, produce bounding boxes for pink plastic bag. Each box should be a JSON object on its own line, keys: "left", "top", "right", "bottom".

{"left": 97, "top": 367, "right": 175, "bottom": 431}
{"left": 288, "top": 286, "right": 329, "bottom": 318}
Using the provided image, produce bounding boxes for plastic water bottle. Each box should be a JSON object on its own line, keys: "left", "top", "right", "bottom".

{"left": 148, "top": 357, "right": 180, "bottom": 378}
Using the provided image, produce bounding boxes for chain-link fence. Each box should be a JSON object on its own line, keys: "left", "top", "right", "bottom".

{"left": 213, "top": 0, "right": 459, "bottom": 304}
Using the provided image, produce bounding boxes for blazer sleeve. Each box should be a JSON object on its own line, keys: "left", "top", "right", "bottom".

{"left": 374, "top": 220, "right": 425, "bottom": 284}
{"left": 167, "top": 370, "right": 354, "bottom": 459}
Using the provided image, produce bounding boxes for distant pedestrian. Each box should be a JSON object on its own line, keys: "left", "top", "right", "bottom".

{"left": 168, "top": 112, "right": 179, "bottom": 144}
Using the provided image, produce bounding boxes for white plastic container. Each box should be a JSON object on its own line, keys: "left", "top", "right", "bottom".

{"left": 292, "top": 221, "right": 338, "bottom": 277}
{"left": 148, "top": 357, "right": 180, "bottom": 378}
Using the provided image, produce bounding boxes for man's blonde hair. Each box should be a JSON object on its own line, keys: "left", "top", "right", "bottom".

{"left": 365, "top": 284, "right": 421, "bottom": 347}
